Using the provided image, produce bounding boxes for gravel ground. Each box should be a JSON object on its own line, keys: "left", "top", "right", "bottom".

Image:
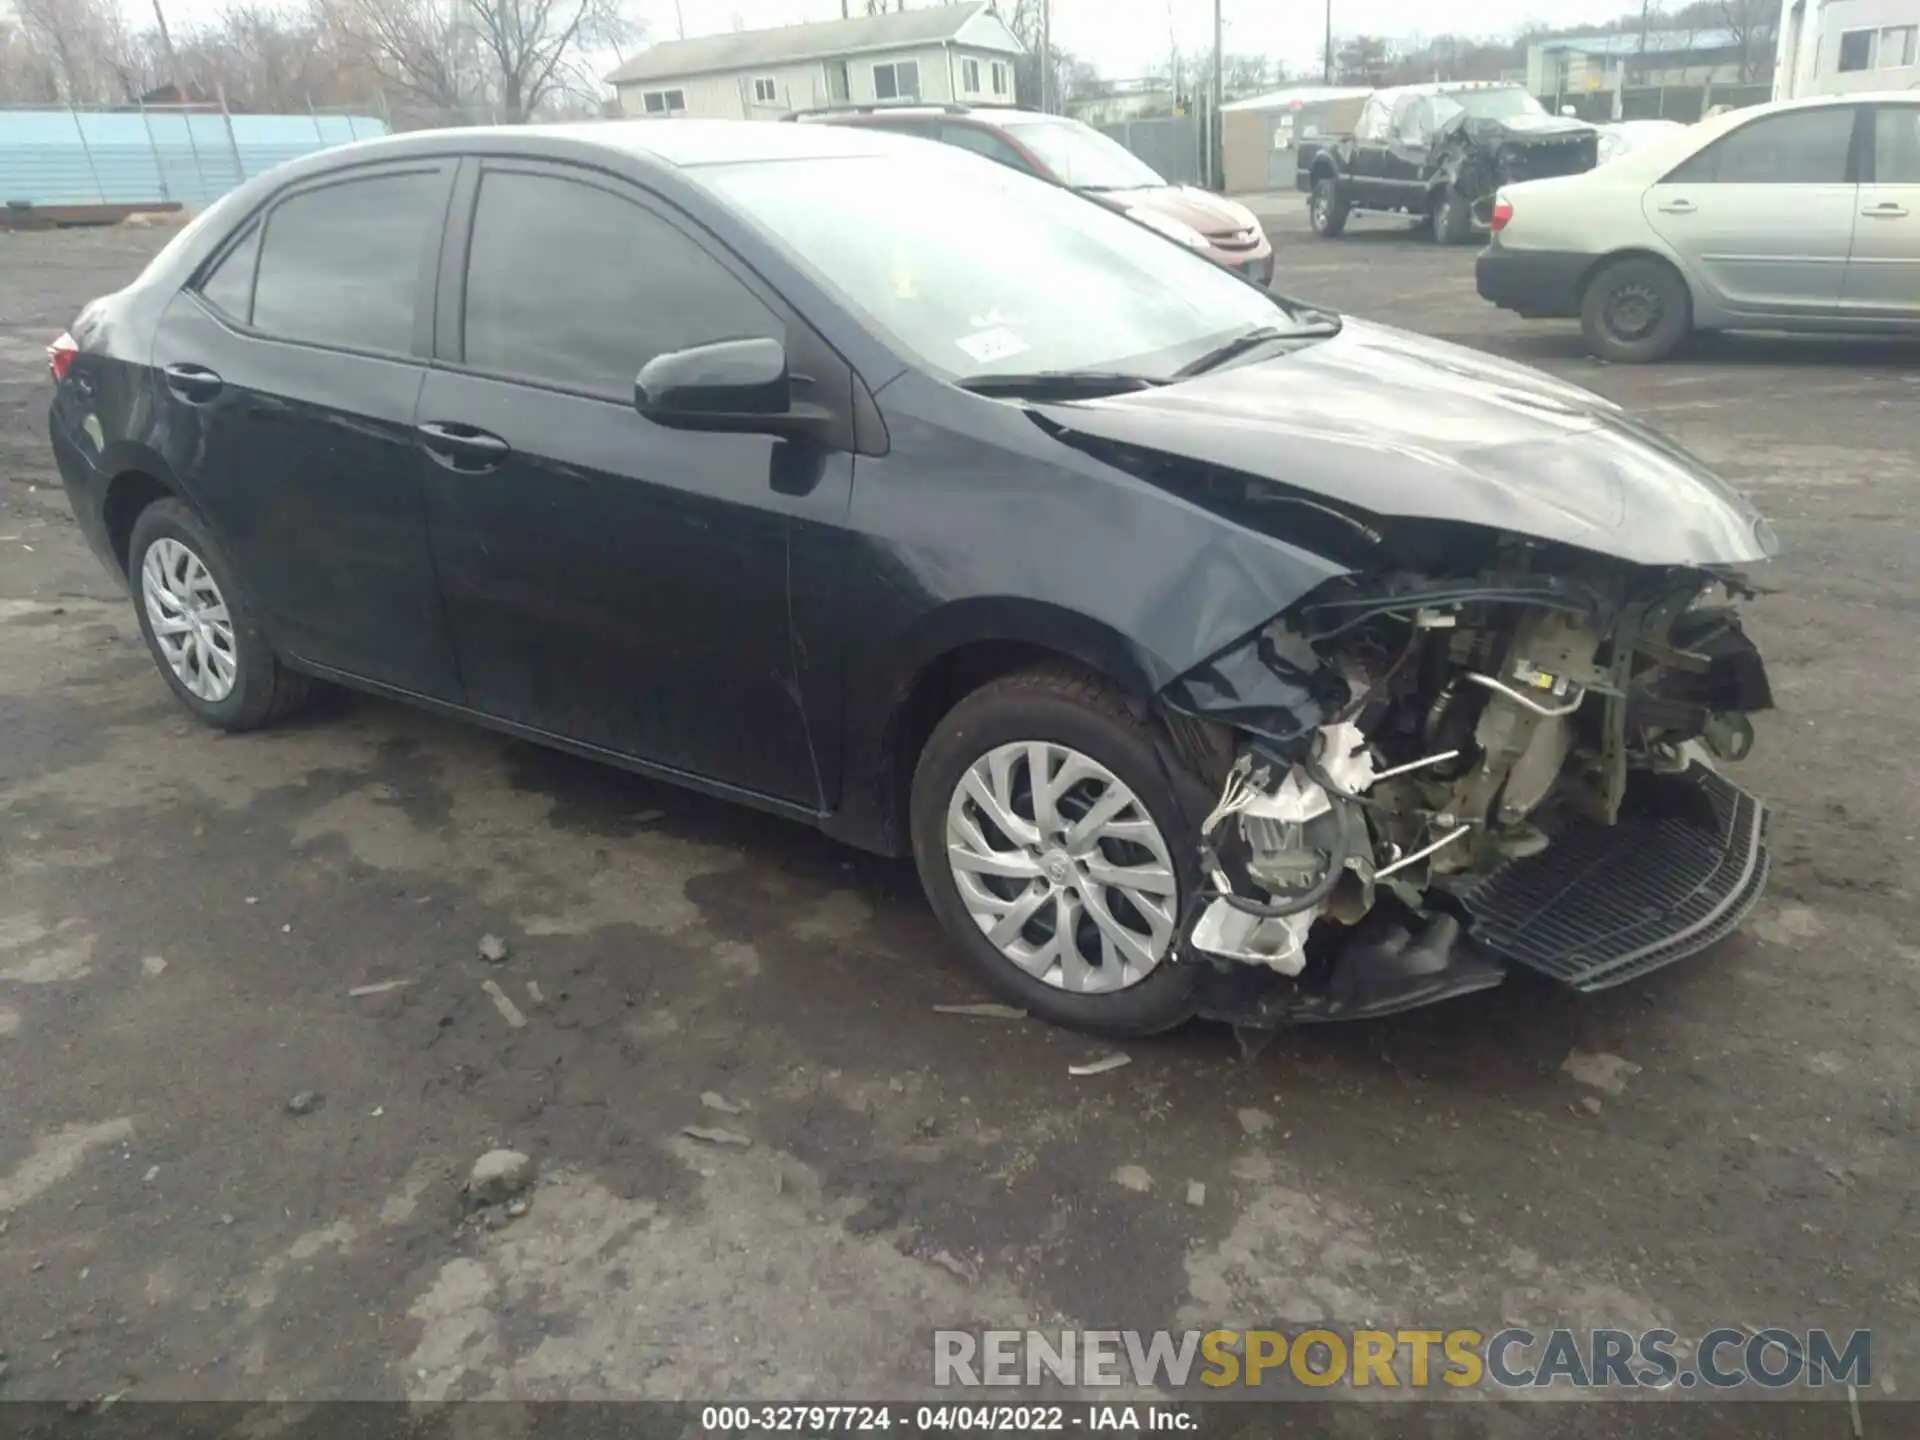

{"left": 0, "top": 209, "right": 1915, "bottom": 1431}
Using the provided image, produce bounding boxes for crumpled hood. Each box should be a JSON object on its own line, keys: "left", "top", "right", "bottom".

{"left": 1035, "top": 318, "right": 1776, "bottom": 568}
{"left": 1094, "top": 185, "right": 1261, "bottom": 239}
{"left": 1468, "top": 111, "right": 1596, "bottom": 143}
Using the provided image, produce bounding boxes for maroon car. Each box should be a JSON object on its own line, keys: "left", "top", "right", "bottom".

{"left": 793, "top": 104, "right": 1275, "bottom": 286}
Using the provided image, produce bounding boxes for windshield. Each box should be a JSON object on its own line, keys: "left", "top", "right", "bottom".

{"left": 995, "top": 116, "right": 1169, "bottom": 190}
{"left": 705, "top": 152, "right": 1305, "bottom": 382}
{"left": 1429, "top": 88, "right": 1548, "bottom": 124}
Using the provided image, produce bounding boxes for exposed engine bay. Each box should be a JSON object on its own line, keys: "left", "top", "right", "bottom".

{"left": 1162, "top": 558, "right": 1774, "bottom": 1024}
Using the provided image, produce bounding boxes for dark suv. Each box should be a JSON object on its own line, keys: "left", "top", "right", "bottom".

{"left": 791, "top": 103, "right": 1275, "bottom": 285}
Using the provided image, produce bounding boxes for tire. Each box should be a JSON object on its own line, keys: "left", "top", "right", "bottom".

{"left": 1431, "top": 185, "right": 1473, "bottom": 246}
{"left": 1308, "top": 176, "right": 1349, "bottom": 238}
{"left": 128, "top": 496, "right": 314, "bottom": 731}
{"left": 910, "top": 664, "right": 1210, "bottom": 1038}
{"left": 1580, "top": 255, "right": 1691, "bottom": 363}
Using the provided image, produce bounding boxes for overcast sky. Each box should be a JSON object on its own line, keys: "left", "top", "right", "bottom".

{"left": 152, "top": 0, "right": 1643, "bottom": 89}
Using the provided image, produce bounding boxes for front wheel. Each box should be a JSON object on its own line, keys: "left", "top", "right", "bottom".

{"left": 909, "top": 665, "right": 1207, "bottom": 1037}
{"left": 1580, "top": 255, "right": 1691, "bottom": 363}
{"left": 1431, "top": 185, "right": 1473, "bottom": 245}
{"left": 1309, "top": 176, "right": 1349, "bottom": 238}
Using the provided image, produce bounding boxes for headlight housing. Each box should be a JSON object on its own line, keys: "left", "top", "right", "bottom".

{"left": 1126, "top": 208, "right": 1211, "bottom": 250}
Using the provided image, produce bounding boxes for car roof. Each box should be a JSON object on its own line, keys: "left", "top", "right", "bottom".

{"left": 296, "top": 117, "right": 928, "bottom": 172}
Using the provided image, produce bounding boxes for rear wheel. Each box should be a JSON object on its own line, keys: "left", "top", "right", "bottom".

{"left": 909, "top": 665, "right": 1207, "bottom": 1037}
{"left": 129, "top": 497, "right": 313, "bottom": 731}
{"left": 1309, "top": 176, "right": 1349, "bottom": 238}
{"left": 1580, "top": 255, "right": 1691, "bottom": 363}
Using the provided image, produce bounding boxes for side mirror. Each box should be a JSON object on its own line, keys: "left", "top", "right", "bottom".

{"left": 634, "top": 336, "right": 828, "bottom": 439}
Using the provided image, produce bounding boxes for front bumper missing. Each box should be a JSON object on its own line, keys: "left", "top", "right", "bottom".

{"left": 1186, "top": 763, "right": 1770, "bottom": 1026}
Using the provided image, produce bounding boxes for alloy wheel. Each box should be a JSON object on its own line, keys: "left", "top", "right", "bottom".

{"left": 944, "top": 741, "right": 1178, "bottom": 994}
{"left": 141, "top": 536, "right": 238, "bottom": 702}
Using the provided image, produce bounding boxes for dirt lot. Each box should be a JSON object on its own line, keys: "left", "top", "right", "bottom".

{"left": 0, "top": 211, "right": 1916, "bottom": 1427}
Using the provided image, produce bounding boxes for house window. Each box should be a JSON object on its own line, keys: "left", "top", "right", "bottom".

{"left": 752, "top": 76, "right": 778, "bottom": 104}
{"left": 961, "top": 58, "right": 981, "bottom": 93}
{"left": 1837, "top": 29, "right": 1873, "bottom": 71}
{"left": 873, "top": 60, "right": 919, "bottom": 100}
{"left": 1880, "top": 26, "right": 1917, "bottom": 68}
{"left": 641, "top": 88, "right": 686, "bottom": 115}
{"left": 991, "top": 61, "right": 1010, "bottom": 96}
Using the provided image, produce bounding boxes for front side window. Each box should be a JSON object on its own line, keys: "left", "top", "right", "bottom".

{"left": 643, "top": 88, "right": 686, "bottom": 115}
{"left": 461, "top": 168, "right": 779, "bottom": 399}
{"left": 1668, "top": 106, "right": 1856, "bottom": 185}
{"left": 196, "top": 222, "right": 260, "bottom": 323}
{"left": 961, "top": 58, "right": 981, "bottom": 92}
{"left": 873, "top": 61, "right": 920, "bottom": 100}
{"left": 1355, "top": 95, "right": 1392, "bottom": 142}
{"left": 1391, "top": 95, "right": 1430, "bottom": 146}
{"left": 994, "top": 116, "right": 1165, "bottom": 188}
{"left": 1874, "top": 106, "right": 1920, "bottom": 184}
{"left": 251, "top": 170, "right": 441, "bottom": 354}
{"left": 1838, "top": 29, "right": 1873, "bottom": 71}
{"left": 706, "top": 153, "right": 1307, "bottom": 383}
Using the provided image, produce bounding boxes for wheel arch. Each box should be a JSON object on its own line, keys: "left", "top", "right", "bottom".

{"left": 99, "top": 449, "right": 189, "bottom": 575}
{"left": 858, "top": 599, "right": 1170, "bottom": 857}
{"left": 1577, "top": 246, "right": 1696, "bottom": 321}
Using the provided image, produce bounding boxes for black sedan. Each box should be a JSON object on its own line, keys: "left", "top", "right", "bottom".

{"left": 48, "top": 120, "right": 1779, "bottom": 1037}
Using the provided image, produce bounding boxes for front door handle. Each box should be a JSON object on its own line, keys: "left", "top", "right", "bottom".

{"left": 417, "top": 421, "right": 510, "bottom": 472}
{"left": 163, "top": 362, "right": 223, "bottom": 402}
{"left": 1655, "top": 199, "right": 1696, "bottom": 215}
{"left": 1861, "top": 202, "right": 1910, "bottom": 218}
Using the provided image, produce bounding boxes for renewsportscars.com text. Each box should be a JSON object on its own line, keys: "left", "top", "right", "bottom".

{"left": 933, "top": 1328, "right": 1871, "bottom": 1391}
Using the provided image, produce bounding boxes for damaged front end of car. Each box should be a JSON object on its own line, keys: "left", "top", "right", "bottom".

{"left": 1160, "top": 551, "right": 1774, "bottom": 1026}
{"left": 1432, "top": 115, "right": 1599, "bottom": 223}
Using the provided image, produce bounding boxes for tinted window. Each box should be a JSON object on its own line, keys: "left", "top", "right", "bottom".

{"left": 461, "top": 168, "right": 779, "bottom": 399}
{"left": 941, "top": 124, "right": 1032, "bottom": 171}
{"left": 1669, "top": 107, "right": 1855, "bottom": 185}
{"left": 252, "top": 171, "right": 441, "bottom": 353}
{"left": 1875, "top": 106, "right": 1920, "bottom": 185}
{"left": 197, "top": 223, "right": 260, "bottom": 322}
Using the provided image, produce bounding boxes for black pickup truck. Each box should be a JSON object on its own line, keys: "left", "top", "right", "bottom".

{"left": 1296, "top": 82, "right": 1598, "bottom": 244}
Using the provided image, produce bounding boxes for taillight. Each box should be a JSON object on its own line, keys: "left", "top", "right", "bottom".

{"left": 1491, "top": 199, "right": 1514, "bottom": 233}
{"left": 48, "top": 332, "right": 77, "bottom": 383}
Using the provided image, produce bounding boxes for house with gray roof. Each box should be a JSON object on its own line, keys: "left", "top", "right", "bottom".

{"left": 606, "top": 3, "right": 1025, "bottom": 121}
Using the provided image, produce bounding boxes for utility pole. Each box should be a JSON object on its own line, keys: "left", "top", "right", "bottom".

{"left": 1323, "top": 0, "right": 1333, "bottom": 84}
{"left": 151, "top": 0, "right": 181, "bottom": 93}
{"left": 1211, "top": 0, "right": 1223, "bottom": 189}
{"left": 1040, "top": 0, "right": 1052, "bottom": 112}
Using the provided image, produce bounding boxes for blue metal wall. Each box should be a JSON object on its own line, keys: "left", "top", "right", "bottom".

{"left": 0, "top": 109, "right": 388, "bottom": 210}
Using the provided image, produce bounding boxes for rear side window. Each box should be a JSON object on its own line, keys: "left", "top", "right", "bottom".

{"left": 940, "top": 124, "right": 1034, "bottom": 172}
{"left": 1665, "top": 108, "right": 1856, "bottom": 185}
{"left": 197, "top": 223, "right": 260, "bottom": 322}
{"left": 252, "top": 171, "right": 444, "bottom": 355}
{"left": 1874, "top": 106, "right": 1920, "bottom": 185}
{"left": 460, "top": 168, "right": 780, "bottom": 399}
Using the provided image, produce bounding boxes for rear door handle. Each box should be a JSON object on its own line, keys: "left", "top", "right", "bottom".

{"left": 417, "top": 421, "right": 511, "bottom": 472}
{"left": 1656, "top": 200, "right": 1695, "bottom": 215}
{"left": 1862, "top": 202, "right": 1910, "bottom": 218}
{"left": 163, "top": 362, "right": 223, "bottom": 402}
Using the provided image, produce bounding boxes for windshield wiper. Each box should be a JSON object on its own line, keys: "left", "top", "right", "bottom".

{"left": 959, "top": 370, "right": 1164, "bottom": 398}
{"left": 1173, "top": 316, "right": 1342, "bottom": 379}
